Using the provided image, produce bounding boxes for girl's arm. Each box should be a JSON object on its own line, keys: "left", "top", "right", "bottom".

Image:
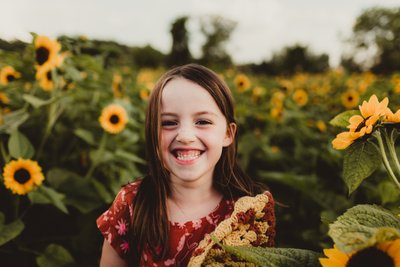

{"left": 99, "top": 239, "right": 128, "bottom": 267}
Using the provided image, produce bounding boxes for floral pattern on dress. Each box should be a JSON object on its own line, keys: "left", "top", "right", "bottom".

{"left": 97, "top": 181, "right": 276, "bottom": 267}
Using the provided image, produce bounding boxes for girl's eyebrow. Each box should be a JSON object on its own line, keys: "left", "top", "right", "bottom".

{"left": 161, "top": 111, "right": 218, "bottom": 117}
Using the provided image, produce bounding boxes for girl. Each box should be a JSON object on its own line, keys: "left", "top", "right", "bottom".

{"left": 97, "top": 64, "right": 275, "bottom": 266}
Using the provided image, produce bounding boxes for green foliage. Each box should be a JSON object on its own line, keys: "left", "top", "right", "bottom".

{"left": 8, "top": 130, "right": 35, "bottom": 159}
{"left": 36, "top": 244, "right": 76, "bottom": 267}
{"left": 329, "top": 110, "right": 360, "bottom": 128}
{"left": 212, "top": 236, "right": 321, "bottom": 267}
{"left": 345, "top": 7, "right": 400, "bottom": 73}
{"left": 328, "top": 204, "right": 400, "bottom": 253}
{"left": 342, "top": 140, "right": 381, "bottom": 194}
{"left": 0, "top": 212, "right": 24, "bottom": 246}
{"left": 199, "top": 15, "right": 237, "bottom": 67}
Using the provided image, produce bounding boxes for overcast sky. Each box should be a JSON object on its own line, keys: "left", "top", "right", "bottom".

{"left": 2, "top": 0, "right": 399, "bottom": 66}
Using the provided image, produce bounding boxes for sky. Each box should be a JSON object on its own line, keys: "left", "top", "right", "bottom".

{"left": 2, "top": 0, "right": 399, "bottom": 67}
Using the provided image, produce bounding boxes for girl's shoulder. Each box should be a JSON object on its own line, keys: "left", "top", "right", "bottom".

{"left": 112, "top": 179, "right": 142, "bottom": 205}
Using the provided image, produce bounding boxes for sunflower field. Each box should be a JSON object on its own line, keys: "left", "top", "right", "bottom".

{"left": 0, "top": 35, "right": 399, "bottom": 266}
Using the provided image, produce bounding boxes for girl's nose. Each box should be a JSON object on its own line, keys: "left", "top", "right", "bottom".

{"left": 175, "top": 128, "right": 196, "bottom": 143}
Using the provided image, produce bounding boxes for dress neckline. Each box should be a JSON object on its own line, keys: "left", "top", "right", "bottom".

{"left": 169, "top": 196, "right": 226, "bottom": 226}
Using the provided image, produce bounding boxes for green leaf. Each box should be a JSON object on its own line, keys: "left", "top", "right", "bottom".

{"left": 0, "top": 218, "right": 24, "bottom": 246}
{"left": 342, "top": 140, "right": 381, "bottom": 194}
{"left": 378, "top": 181, "right": 400, "bottom": 204}
{"left": 115, "top": 149, "right": 146, "bottom": 165}
{"left": 330, "top": 110, "right": 360, "bottom": 128}
{"left": 28, "top": 185, "right": 68, "bottom": 214}
{"left": 328, "top": 204, "right": 400, "bottom": 253}
{"left": 36, "top": 244, "right": 75, "bottom": 267}
{"left": 0, "top": 109, "right": 30, "bottom": 134}
{"left": 74, "top": 128, "right": 96, "bottom": 145}
{"left": 23, "top": 94, "right": 57, "bottom": 109}
{"left": 91, "top": 179, "right": 113, "bottom": 203}
{"left": 8, "top": 130, "right": 35, "bottom": 159}
{"left": 46, "top": 168, "right": 103, "bottom": 213}
{"left": 212, "top": 236, "right": 320, "bottom": 267}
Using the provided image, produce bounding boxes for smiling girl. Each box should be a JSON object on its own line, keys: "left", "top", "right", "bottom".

{"left": 97, "top": 64, "right": 275, "bottom": 266}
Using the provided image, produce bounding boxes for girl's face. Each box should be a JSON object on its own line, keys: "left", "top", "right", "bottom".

{"left": 160, "top": 77, "right": 235, "bottom": 187}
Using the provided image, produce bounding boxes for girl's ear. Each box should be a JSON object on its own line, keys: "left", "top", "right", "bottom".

{"left": 223, "top": 122, "right": 237, "bottom": 147}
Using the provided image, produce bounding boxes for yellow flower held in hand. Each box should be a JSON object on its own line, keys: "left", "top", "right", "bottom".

{"left": 3, "top": 158, "right": 45, "bottom": 195}
{"left": 99, "top": 104, "right": 129, "bottom": 134}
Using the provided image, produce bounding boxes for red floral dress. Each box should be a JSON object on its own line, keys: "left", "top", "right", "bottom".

{"left": 97, "top": 181, "right": 276, "bottom": 266}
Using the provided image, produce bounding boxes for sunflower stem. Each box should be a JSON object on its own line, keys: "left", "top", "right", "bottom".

{"left": 384, "top": 128, "right": 400, "bottom": 178}
{"left": 14, "top": 196, "right": 20, "bottom": 220}
{"left": 84, "top": 132, "right": 108, "bottom": 180}
{"left": 35, "top": 92, "right": 64, "bottom": 160}
{"left": 374, "top": 130, "right": 400, "bottom": 191}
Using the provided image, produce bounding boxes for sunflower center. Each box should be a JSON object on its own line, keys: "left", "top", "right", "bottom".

{"left": 36, "top": 47, "right": 50, "bottom": 65}
{"left": 14, "top": 168, "right": 31, "bottom": 184}
{"left": 7, "top": 74, "right": 15, "bottom": 82}
{"left": 110, "top": 114, "right": 120, "bottom": 124}
{"left": 348, "top": 96, "right": 353, "bottom": 101}
{"left": 46, "top": 71, "right": 53, "bottom": 81}
{"left": 346, "top": 247, "right": 394, "bottom": 267}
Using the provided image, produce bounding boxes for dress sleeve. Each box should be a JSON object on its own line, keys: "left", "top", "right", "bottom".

{"left": 264, "top": 191, "right": 276, "bottom": 247}
{"left": 96, "top": 181, "right": 140, "bottom": 258}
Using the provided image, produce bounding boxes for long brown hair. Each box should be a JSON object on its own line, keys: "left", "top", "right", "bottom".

{"left": 129, "top": 64, "right": 266, "bottom": 264}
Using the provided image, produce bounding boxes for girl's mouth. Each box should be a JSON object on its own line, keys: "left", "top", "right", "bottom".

{"left": 173, "top": 150, "right": 203, "bottom": 161}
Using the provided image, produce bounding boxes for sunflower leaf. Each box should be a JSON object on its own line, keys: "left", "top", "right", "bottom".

{"left": 8, "top": 130, "right": 35, "bottom": 159}
{"left": 23, "top": 94, "right": 57, "bottom": 109}
{"left": 342, "top": 140, "right": 381, "bottom": 194}
{"left": 36, "top": 244, "right": 75, "bottom": 267}
{"left": 329, "top": 110, "right": 360, "bottom": 128}
{"left": 0, "top": 109, "right": 30, "bottom": 134}
{"left": 29, "top": 185, "right": 68, "bottom": 214}
{"left": 328, "top": 204, "right": 400, "bottom": 253}
{"left": 74, "top": 128, "right": 96, "bottom": 145}
{"left": 114, "top": 149, "right": 146, "bottom": 165}
{"left": 211, "top": 236, "right": 320, "bottom": 267}
{"left": 0, "top": 218, "right": 24, "bottom": 246}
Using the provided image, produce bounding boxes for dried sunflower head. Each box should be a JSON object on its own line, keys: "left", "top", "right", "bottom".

{"left": 188, "top": 192, "right": 275, "bottom": 267}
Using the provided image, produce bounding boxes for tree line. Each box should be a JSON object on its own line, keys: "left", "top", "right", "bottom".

{"left": 0, "top": 7, "right": 398, "bottom": 74}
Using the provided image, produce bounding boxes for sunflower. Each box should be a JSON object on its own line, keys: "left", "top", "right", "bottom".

{"left": 112, "top": 74, "right": 123, "bottom": 97}
{"left": 3, "top": 158, "right": 45, "bottom": 195}
{"left": 316, "top": 120, "right": 327, "bottom": 133}
{"left": 34, "top": 35, "right": 63, "bottom": 76}
{"left": 0, "top": 66, "right": 21, "bottom": 85}
{"left": 252, "top": 86, "right": 266, "bottom": 102}
{"left": 320, "top": 239, "right": 400, "bottom": 267}
{"left": 341, "top": 90, "right": 360, "bottom": 109}
{"left": 292, "top": 89, "right": 308, "bottom": 107}
{"left": 270, "top": 91, "right": 285, "bottom": 108}
{"left": 99, "top": 104, "right": 129, "bottom": 134}
{"left": 332, "top": 94, "right": 389, "bottom": 150}
{"left": 234, "top": 74, "right": 251, "bottom": 92}
{"left": 270, "top": 107, "right": 284, "bottom": 121}
{"left": 0, "top": 92, "right": 10, "bottom": 106}
{"left": 384, "top": 108, "right": 400, "bottom": 123}
{"left": 139, "top": 88, "right": 150, "bottom": 101}
{"left": 36, "top": 69, "right": 54, "bottom": 91}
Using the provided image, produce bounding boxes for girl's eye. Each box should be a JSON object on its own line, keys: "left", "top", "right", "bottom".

{"left": 161, "top": 120, "right": 177, "bottom": 127}
{"left": 196, "top": 120, "right": 212, "bottom": 125}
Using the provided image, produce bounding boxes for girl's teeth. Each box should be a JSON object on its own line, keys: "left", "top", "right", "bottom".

{"left": 176, "top": 151, "right": 200, "bottom": 161}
